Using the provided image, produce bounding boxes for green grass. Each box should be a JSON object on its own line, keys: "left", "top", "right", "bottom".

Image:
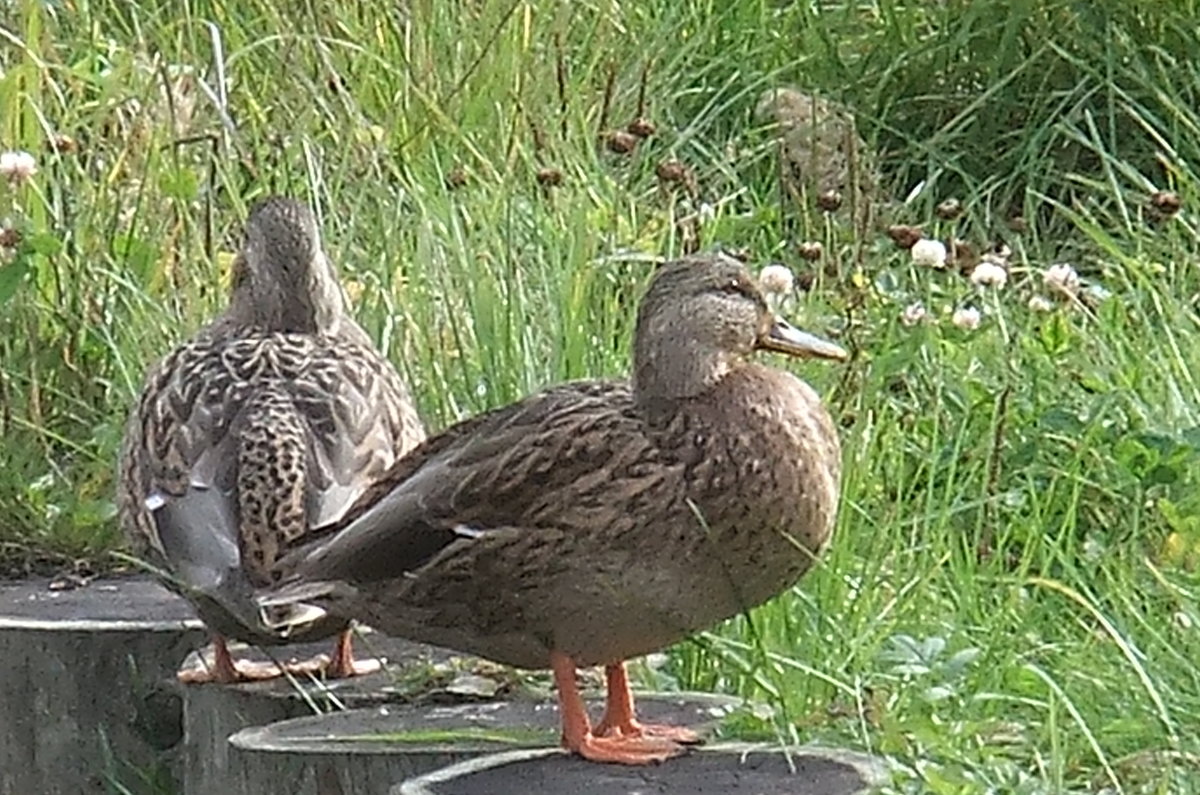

{"left": 2, "top": 0, "right": 1200, "bottom": 791}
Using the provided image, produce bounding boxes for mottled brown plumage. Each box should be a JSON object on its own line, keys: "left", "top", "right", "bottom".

{"left": 118, "top": 196, "right": 425, "bottom": 682}
{"left": 261, "top": 253, "right": 845, "bottom": 762}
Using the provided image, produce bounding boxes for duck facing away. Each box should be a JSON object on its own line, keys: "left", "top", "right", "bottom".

{"left": 118, "top": 196, "right": 425, "bottom": 683}
{"left": 260, "top": 253, "right": 845, "bottom": 763}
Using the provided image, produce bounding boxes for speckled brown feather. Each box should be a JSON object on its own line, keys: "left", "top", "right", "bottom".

{"left": 118, "top": 197, "right": 425, "bottom": 644}
{"left": 267, "top": 253, "right": 842, "bottom": 669}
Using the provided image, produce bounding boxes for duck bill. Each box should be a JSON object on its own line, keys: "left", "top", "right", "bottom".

{"left": 757, "top": 317, "right": 848, "bottom": 361}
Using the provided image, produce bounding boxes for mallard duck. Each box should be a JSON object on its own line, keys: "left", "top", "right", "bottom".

{"left": 118, "top": 196, "right": 425, "bottom": 683}
{"left": 260, "top": 253, "right": 846, "bottom": 762}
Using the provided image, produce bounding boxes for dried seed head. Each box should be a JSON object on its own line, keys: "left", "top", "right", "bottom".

{"left": 444, "top": 166, "right": 468, "bottom": 190}
{"left": 816, "top": 189, "right": 843, "bottom": 212}
{"left": 795, "top": 271, "right": 815, "bottom": 292}
{"left": 0, "top": 225, "right": 21, "bottom": 249}
{"left": 48, "top": 134, "right": 78, "bottom": 155}
{"left": 950, "top": 239, "right": 978, "bottom": 275}
{"left": 536, "top": 167, "right": 564, "bottom": 188}
{"left": 935, "top": 198, "right": 963, "bottom": 220}
{"left": 887, "top": 224, "right": 924, "bottom": 250}
{"left": 627, "top": 117, "right": 657, "bottom": 139}
{"left": 797, "top": 241, "right": 824, "bottom": 261}
{"left": 656, "top": 159, "right": 691, "bottom": 185}
{"left": 606, "top": 130, "right": 638, "bottom": 155}
{"left": 1150, "top": 190, "right": 1182, "bottom": 217}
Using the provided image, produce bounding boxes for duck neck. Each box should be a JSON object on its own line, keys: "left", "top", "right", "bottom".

{"left": 227, "top": 262, "right": 348, "bottom": 335}
{"left": 633, "top": 336, "right": 733, "bottom": 403}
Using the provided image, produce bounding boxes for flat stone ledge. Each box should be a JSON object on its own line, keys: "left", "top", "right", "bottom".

{"left": 0, "top": 574, "right": 201, "bottom": 629}
{"left": 0, "top": 575, "right": 206, "bottom": 795}
{"left": 394, "top": 743, "right": 889, "bottom": 795}
{"left": 224, "top": 692, "right": 737, "bottom": 795}
{"left": 181, "top": 634, "right": 460, "bottom": 795}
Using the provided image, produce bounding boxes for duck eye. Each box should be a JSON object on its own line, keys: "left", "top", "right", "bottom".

{"left": 720, "top": 279, "right": 746, "bottom": 296}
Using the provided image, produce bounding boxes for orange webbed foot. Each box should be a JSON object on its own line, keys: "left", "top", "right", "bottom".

{"left": 177, "top": 632, "right": 381, "bottom": 684}
{"left": 178, "top": 657, "right": 285, "bottom": 684}
{"left": 571, "top": 731, "right": 688, "bottom": 765}
{"left": 552, "top": 651, "right": 696, "bottom": 766}
{"left": 592, "top": 661, "right": 705, "bottom": 745}
{"left": 593, "top": 716, "right": 703, "bottom": 745}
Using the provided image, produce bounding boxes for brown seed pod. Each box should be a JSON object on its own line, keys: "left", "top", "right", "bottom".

{"left": 936, "top": 197, "right": 963, "bottom": 220}
{"left": 797, "top": 241, "right": 824, "bottom": 261}
{"left": 48, "top": 134, "right": 78, "bottom": 155}
{"left": 656, "top": 159, "right": 690, "bottom": 184}
{"left": 606, "top": 130, "right": 638, "bottom": 155}
{"left": 627, "top": 117, "right": 657, "bottom": 138}
{"left": 536, "top": 167, "right": 564, "bottom": 188}
{"left": 0, "top": 226, "right": 21, "bottom": 248}
{"left": 887, "top": 224, "right": 923, "bottom": 249}
{"left": 816, "top": 189, "right": 843, "bottom": 212}
{"left": 444, "top": 166, "right": 468, "bottom": 190}
{"left": 795, "top": 271, "right": 816, "bottom": 292}
{"left": 1150, "top": 190, "right": 1182, "bottom": 217}
{"left": 950, "top": 239, "right": 978, "bottom": 276}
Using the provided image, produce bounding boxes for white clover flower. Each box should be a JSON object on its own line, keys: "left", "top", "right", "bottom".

{"left": 1081, "top": 283, "right": 1112, "bottom": 308}
{"left": 900, "top": 302, "right": 927, "bottom": 327}
{"left": 758, "top": 264, "right": 794, "bottom": 296}
{"left": 0, "top": 150, "right": 37, "bottom": 184}
{"left": 969, "top": 261, "right": 1008, "bottom": 289}
{"left": 951, "top": 306, "right": 981, "bottom": 331}
{"left": 910, "top": 238, "right": 947, "bottom": 269}
{"left": 1043, "top": 263, "right": 1080, "bottom": 297}
{"left": 1027, "top": 294, "right": 1054, "bottom": 313}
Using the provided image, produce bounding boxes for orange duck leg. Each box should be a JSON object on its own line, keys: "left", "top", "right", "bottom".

{"left": 179, "top": 630, "right": 380, "bottom": 684}
{"left": 551, "top": 651, "right": 689, "bottom": 765}
{"left": 593, "top": 661, "right": 702, "bottom": 744}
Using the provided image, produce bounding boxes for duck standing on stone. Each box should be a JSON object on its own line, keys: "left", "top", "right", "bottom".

{"left": 118, "top": 196, "right": 425, "bottom": 683}
{"left": 261, "top": 253, "right": 846, "bottom": 762}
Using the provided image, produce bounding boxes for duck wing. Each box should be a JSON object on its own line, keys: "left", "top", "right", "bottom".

{"left": 286, "top": 379, "right": 677, "bottom": 586}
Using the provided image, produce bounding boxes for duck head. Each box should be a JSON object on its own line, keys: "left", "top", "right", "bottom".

{"left": 633, "top": 254, "right": 847, "bottom": 402}
{"left": 226, "top": 196, "right": 348, "bottom": 333}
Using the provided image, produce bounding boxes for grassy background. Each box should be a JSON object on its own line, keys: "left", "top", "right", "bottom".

{"left": 2, "top": 0, "right": 1200, "bottom": 791}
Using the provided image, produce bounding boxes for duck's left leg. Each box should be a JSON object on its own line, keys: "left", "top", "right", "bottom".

{"left": 592, "top": 661, "right": 703, "bottom": 744}
{"left": 325, "top": 628, "right": 383, "bottom": 678}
